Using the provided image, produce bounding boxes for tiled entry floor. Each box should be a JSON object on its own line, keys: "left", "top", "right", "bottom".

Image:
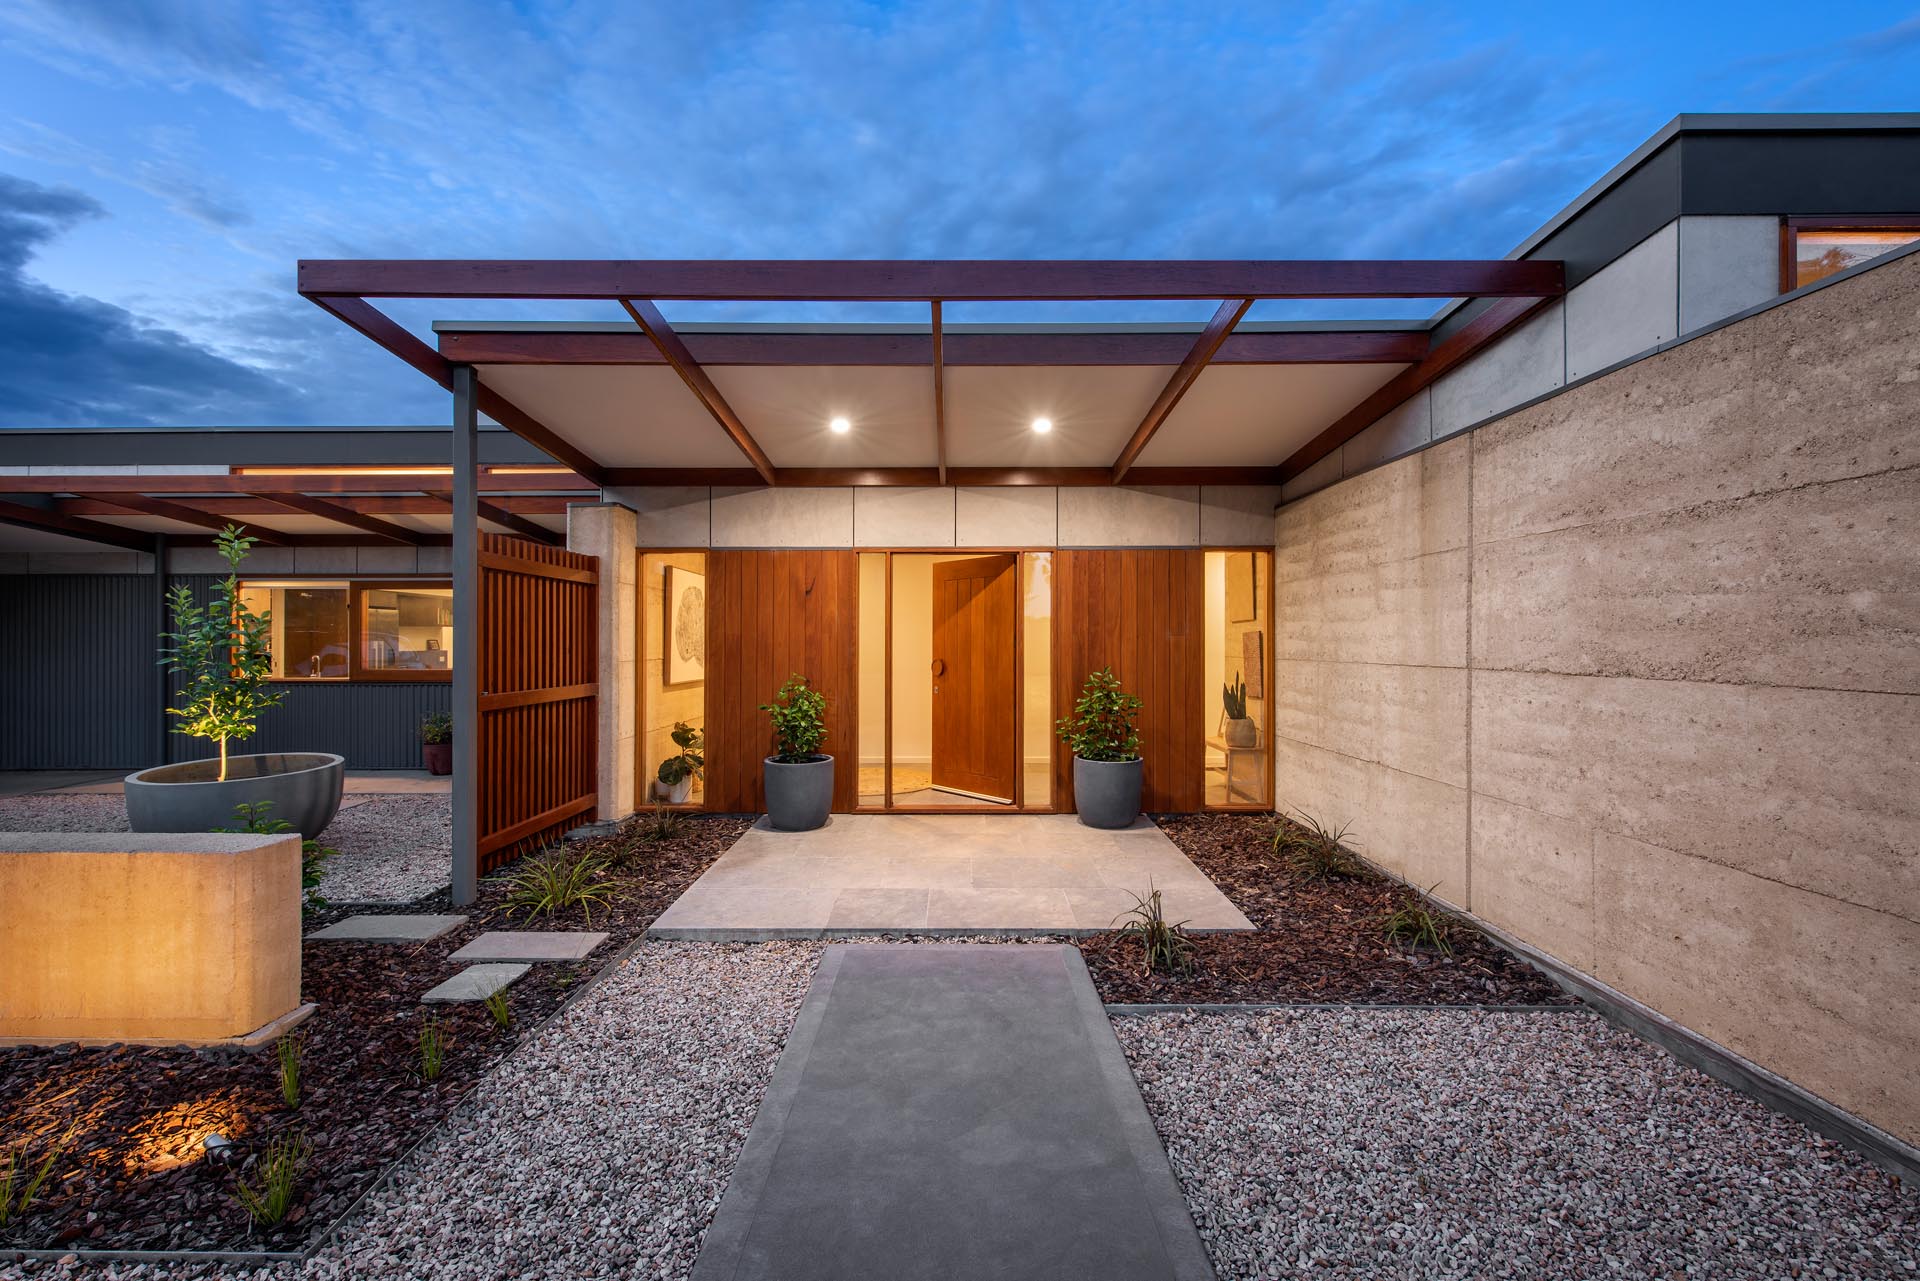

{"left": 648, "top": 813, "right": 1253, "bottom": 940}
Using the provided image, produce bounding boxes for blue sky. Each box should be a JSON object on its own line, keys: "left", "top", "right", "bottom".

{"left": 0, "top": 1, "right": 1917, "bottom": 427}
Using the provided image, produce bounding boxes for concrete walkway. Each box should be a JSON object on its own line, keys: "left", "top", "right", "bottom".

{"left": 693, "top": 944, "right": 1215, "bottom": 1281}
{"left": 650, "top": 813, "right": 1253, "bottom": 938}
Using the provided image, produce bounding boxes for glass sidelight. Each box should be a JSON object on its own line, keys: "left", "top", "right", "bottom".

{"left": 1203, "top": 549, "right": 1273, "bottom": 808}
{"left": 640, "top": 552, "right": 708, "bottom": 807}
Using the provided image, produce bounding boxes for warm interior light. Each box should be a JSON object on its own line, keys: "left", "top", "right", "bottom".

{"left": 484, "top": 466, "right": 577, "bottom": 475}
{"left": 234, "top": 466, "right": 454, "bottom": 477}
{"left": 1031, "top": 417, "right": 1053, "bottom": 435}
{"left": 829, "top": 416, "right": 852, "bottom": 435}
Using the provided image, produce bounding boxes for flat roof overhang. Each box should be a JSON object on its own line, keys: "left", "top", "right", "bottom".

{"left": 295, "top": 258, "right": 1566, "bottom": 490}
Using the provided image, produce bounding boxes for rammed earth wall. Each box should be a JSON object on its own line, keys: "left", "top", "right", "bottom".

{"left": 1272, "top": 248, "right": 1920, "bottom": 1144}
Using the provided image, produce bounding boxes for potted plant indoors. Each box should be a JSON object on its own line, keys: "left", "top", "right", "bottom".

{"left": 759, "top": 674, "right": 831, "bottom": 831}
{"left": 654, "top": 720, "right": 704, "bottom": 803}
{"left": 125, "top": 525, "right": 345, "bottom": 837}
{"left": 1057, "top": 666, "right": 1145, "bottom": 829}
{"left": 420, "top": 711, "right": 453, "bottom": 775}
{"left": 1222, "top": 671, "right": 1258, "bottom": 747}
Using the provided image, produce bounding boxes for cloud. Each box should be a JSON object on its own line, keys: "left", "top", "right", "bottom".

{"left": 0, "top": 172, "right": 299, "bottom": 426}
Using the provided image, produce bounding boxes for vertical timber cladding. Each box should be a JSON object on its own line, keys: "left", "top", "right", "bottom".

{"left": 476, "top": 534, "right": 599, "bottom": 871}
{"left": 705, "top": 550, "right": 860, "bottom": 813}
{"left": 1052, "top": 549, "right": 1204, "bottom": 813}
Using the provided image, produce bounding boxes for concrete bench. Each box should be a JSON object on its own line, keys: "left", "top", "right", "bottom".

{"left": 0, "top": 832, "right": 304, "bottom": 1045}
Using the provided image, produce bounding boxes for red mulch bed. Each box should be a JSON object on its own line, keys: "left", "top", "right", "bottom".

{"left": 1080, "top": 813, "right": 1576, "bottom": 1007}
{"left": 0, "top": 814, "right": 750, "bottom": 1257}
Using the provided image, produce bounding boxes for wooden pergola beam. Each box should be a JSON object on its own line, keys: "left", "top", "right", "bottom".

{"left": 58, "top": 494, "right": 572, "bottom": 518}
{"left": 930, "top": 301, "right": 947, "bottom": 486}
{"left": 422, "top": 491, "right": 563, "bottom": 546}
{"left": 1111, "top": 299, "right": 1252, "bottom": 483}
{"left": 0, "top": 497, "right": 156, "bottom": 552}
{"left": 0, "top": 474, "right": 596, "bottom": 495}
{"left": 620, "top": 298, "right": 777, "bottom": 484}
{"left": 597, "top": 465, "right": 1283, "bottom": 487}
{"left": 73, "top": 491, "right": 294, "bottom": 545}
{"left": 1278, "top": 295, "right": 1558, "bottom": 481}
{"left": 250, "top": 491, "right": 431, "bottom": 546}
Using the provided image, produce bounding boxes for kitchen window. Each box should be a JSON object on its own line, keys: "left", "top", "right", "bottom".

{"left": 238, "top": 579, "right": 453, "bottom": 681}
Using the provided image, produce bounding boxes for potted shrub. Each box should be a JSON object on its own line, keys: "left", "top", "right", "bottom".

{"left": 420, "top": 711, "right": 453, "bottom": 775}
{"left": 1056, "top": 666, "right": 1144, "bottom": 829}
{"left": 125, "top": 525, "right": 345, "bottom": 837}
{"left": 759, "top": 674, "right": 831, "bottom": 831}
{"left": 654, "top": 721, "right": 704, "bottom": 803}
{"left": 1222, "top": 671, "right": 1258, "bottom": 747}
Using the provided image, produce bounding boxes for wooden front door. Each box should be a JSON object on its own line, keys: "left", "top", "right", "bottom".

{"left": 929, "top": 554, "right": 1018, "bottom": 802}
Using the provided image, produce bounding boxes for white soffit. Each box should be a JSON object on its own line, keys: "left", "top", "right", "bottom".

{"left": 1135, "top": 362, "right": 1409, "bottom": 467}
{"left": 476, "top": 364, "right": 749, "bottom": 468}
{"left": 944, "top": 365, "right": 1175, "bottom": 468}
{"left": 708, "top": 366, "right": 936, "bottom": 468}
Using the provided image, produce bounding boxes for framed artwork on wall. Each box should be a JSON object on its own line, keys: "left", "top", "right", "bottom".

{"left": 1242, "top": 629, "right": 1264, "bottom": 699}
{"left": 1227, "top": 552, "right": 1257, "bottom": 623}
{"left": 664, "top": 565, "right": 706, "bottom": 686}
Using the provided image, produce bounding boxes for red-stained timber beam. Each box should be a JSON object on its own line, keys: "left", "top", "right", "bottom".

{"left": 620, "top": 298, "right": 777, "bottom": 484}
{"left": 0, "top": 497, "right": 156, "bottom": 552}
{"left": 72, "top": 492, "right": 294, "bottom": 545}
{"left": 1111, "top": 299, "right": 1252, "bottom": 483}
{"left": 930, "top": 302, "right": 947, "bottom": 485}
{"left": 598, "top": 466, "right": 1282, "bottom": 488}
{"left": 422, "top": 490, "right": 563, "bottom": 546}
{"left": 59, "top": 495, "right": 574, "bottom": 518}
{"left": 301, "top": 259, "right": 1566, "bottom": 302}
{"left": 1278, "top": 295, "right": 1558, "bottom": 481}
{"left": 302, "top": 295, "right": 608, "bottom": 486}
{"left": 250, "top": 492, "right": 430, "bottom": 546}
{"left": 1, "top": 474, "right": 596, "bottom": 495}
{"left": 435, "top": 327, "right": 1430, "bottom": 367}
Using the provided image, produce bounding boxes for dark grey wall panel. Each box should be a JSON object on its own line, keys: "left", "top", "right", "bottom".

{"left": 0, "top": 574, "right": 451, "bottom": 771}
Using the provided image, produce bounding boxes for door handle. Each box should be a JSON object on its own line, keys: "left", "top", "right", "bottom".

{"left": 931, "top": 658, "right": 946, "bottom": 676}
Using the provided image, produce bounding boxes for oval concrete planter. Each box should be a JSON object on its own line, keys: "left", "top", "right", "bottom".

{"left": 1073, "top": 755, "right": 1143, "bottom": 829}
{"left": 1224, "top": 717, "right": 1259, "bottom": 748}
{"left": 125, "top": 752, "right": 346, "bottom": 838}
{"left": 764, "top": 755, "right": 833, "bottom": 831}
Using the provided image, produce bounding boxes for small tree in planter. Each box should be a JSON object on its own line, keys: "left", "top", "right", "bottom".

{"left": 759, "top": 674, "right": 832, "bottom": 830}
{"left": 1056, "top": 667, "right": 1144, "bottom": 828}
{"left": 420, "top": 712, "right": 453, "bottom": 776}
{"left": 126, "top": 524, "right": 345, "bottom": 836}
{"left": 655, "top": 721, "right": 704, "bottom": 803}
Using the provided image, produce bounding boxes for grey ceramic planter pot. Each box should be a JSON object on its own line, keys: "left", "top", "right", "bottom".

{"left": 125, "top": 752, "right": 346, "bottom": 838}
{"left": 1074, "top": 755, "right": 1143, "bottom": 829}
{"left": 764, "top": 755, "right": 833, "bottom": 831}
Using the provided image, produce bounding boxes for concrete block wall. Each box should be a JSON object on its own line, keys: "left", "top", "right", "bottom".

{"left": 1273, "top": 248, "right": 1920, "bottom": 1144}
{"left": 1283, "top": 215, "right": 1787, "bottom": 503}
{"left": 603, "top": 484, "right": 1284, "bottom": 549}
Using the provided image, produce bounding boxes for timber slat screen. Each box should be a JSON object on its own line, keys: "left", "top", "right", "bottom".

{"left": 477, "top": 534, "right": 599, "bottom": 870}
{"left": 1052, "top": 549, "right": 1203, "bottom": 813}
{"left": 705, "top": 550, "right": 860, "bottom": 813}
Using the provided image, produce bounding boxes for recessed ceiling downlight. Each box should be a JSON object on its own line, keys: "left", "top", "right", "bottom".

{"left": 829, "top": 415, "right": 851, "bottom": 435}
{"left": 1031, "top": 416, "right": 1053, "bottom": 434}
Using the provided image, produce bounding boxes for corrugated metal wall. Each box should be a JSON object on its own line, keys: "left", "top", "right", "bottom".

{"left": 0, "top": 574, "right": 451, "bottom": 771}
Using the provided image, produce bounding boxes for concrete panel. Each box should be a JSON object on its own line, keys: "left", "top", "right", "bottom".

{"left": 1431, "top": 300, "right": 1564, "bottom": 438}
{"left": 1469, "top": 795, "right": 1594, "bottom": 971}
{"left": 1272, "top": 736, "right": 1466, "bottom": 901}
{"left": 712, "top": 486, "right": 854, "bottom": 548}
{"left": 1197, "top": 486, "right": 1283, "bottom": 546}
{"left": 1592, "top": 833, "right": 1920, "bottom": 1142}
{"left": 293, "top": 546, "right": 358, "bottom": 574}
{"left": 1678, "top": 215, "right": 1781, "bottom": 334}
{"left": 0, "top": 833, "right": 301, "bottom": 1042}
{"left": 1339, "top": 388, "right": 1431, "bottom": 476}
{"left": 1276, "top": 547, "right": 1467, "bottom": 668}
{"left": 1276, "top": 437, "right": 1468, "bottom": 581}
{"left": 356, "top": 546, "right": 420, "bottom": 575}
{"left": 1472, "top": 669, "right": 1920, "bottom": 923}
{"left": 168, "top": 546, "right": 294, "bottom": 575}
{"left": 955, "top": 487, "right": 1056, "bottom": 547}
{"left": 24, "top": 551, "right": 153, "bottom": 575}
{"left": 604, "top": 486, "right": 711, "bottom": 548}
{"left": 853, "top": 487, "right": 955, "bottom": 547}
{"left": 1271, "top": 658, "right": 1466, "bottom": 787}
{"left": 1057, "top": 486, "right": 1197, "bottom": 547}
{"left": 416, "top": 545, "right": 452, "bottom": 574}
{"left": 1565, "top": 221, "right": 1679, "bottom": 381}
{"left": 1473, "top": 467, "right": 1920, "bottom": 693}
{"left": 1278, "top": 451, "right": 1341, "bottom": 504}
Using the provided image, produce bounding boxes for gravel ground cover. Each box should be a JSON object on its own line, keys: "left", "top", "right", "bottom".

{"left": 0, "top": 815, "right": 752, "bottom": 1259}
{"left": 0, "top": 793, "right": 449, "bottom": 905}
{"left": 1082, "top": 814, "right": 1572, "bottom": 1006}
{"left": 1116, "top": 1007, "right": 1920, "bottom": 1280}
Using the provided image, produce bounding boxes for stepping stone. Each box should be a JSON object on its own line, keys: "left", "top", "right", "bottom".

{"left": 422, "top": 964, "right": 529, "bottom": 1004}
{"left": 449, "top": 930, "right": 609, "bottom": 963}
{"left": 307, "top": 914, "right": 467, "bottom": 942}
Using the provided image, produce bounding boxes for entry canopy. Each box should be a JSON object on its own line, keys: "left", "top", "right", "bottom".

{"left": 296, "top": 258, "right": 1566, "bottom": 489}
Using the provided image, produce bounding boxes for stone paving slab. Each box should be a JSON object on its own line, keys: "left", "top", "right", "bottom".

{"left": 650, "top": 814, "right": 1251, "bottom": 939}
{"left": 307, "top": 913, "right": 467, "bottom": 942}
{"left": 422, "top": 963, "right": 529, "bottom": 1003}
{"left": 449, "top": 930, "right": 609, "bottom": 963}
{"left": 690, "top": 943, "right": 1215, "bottom": 1281}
